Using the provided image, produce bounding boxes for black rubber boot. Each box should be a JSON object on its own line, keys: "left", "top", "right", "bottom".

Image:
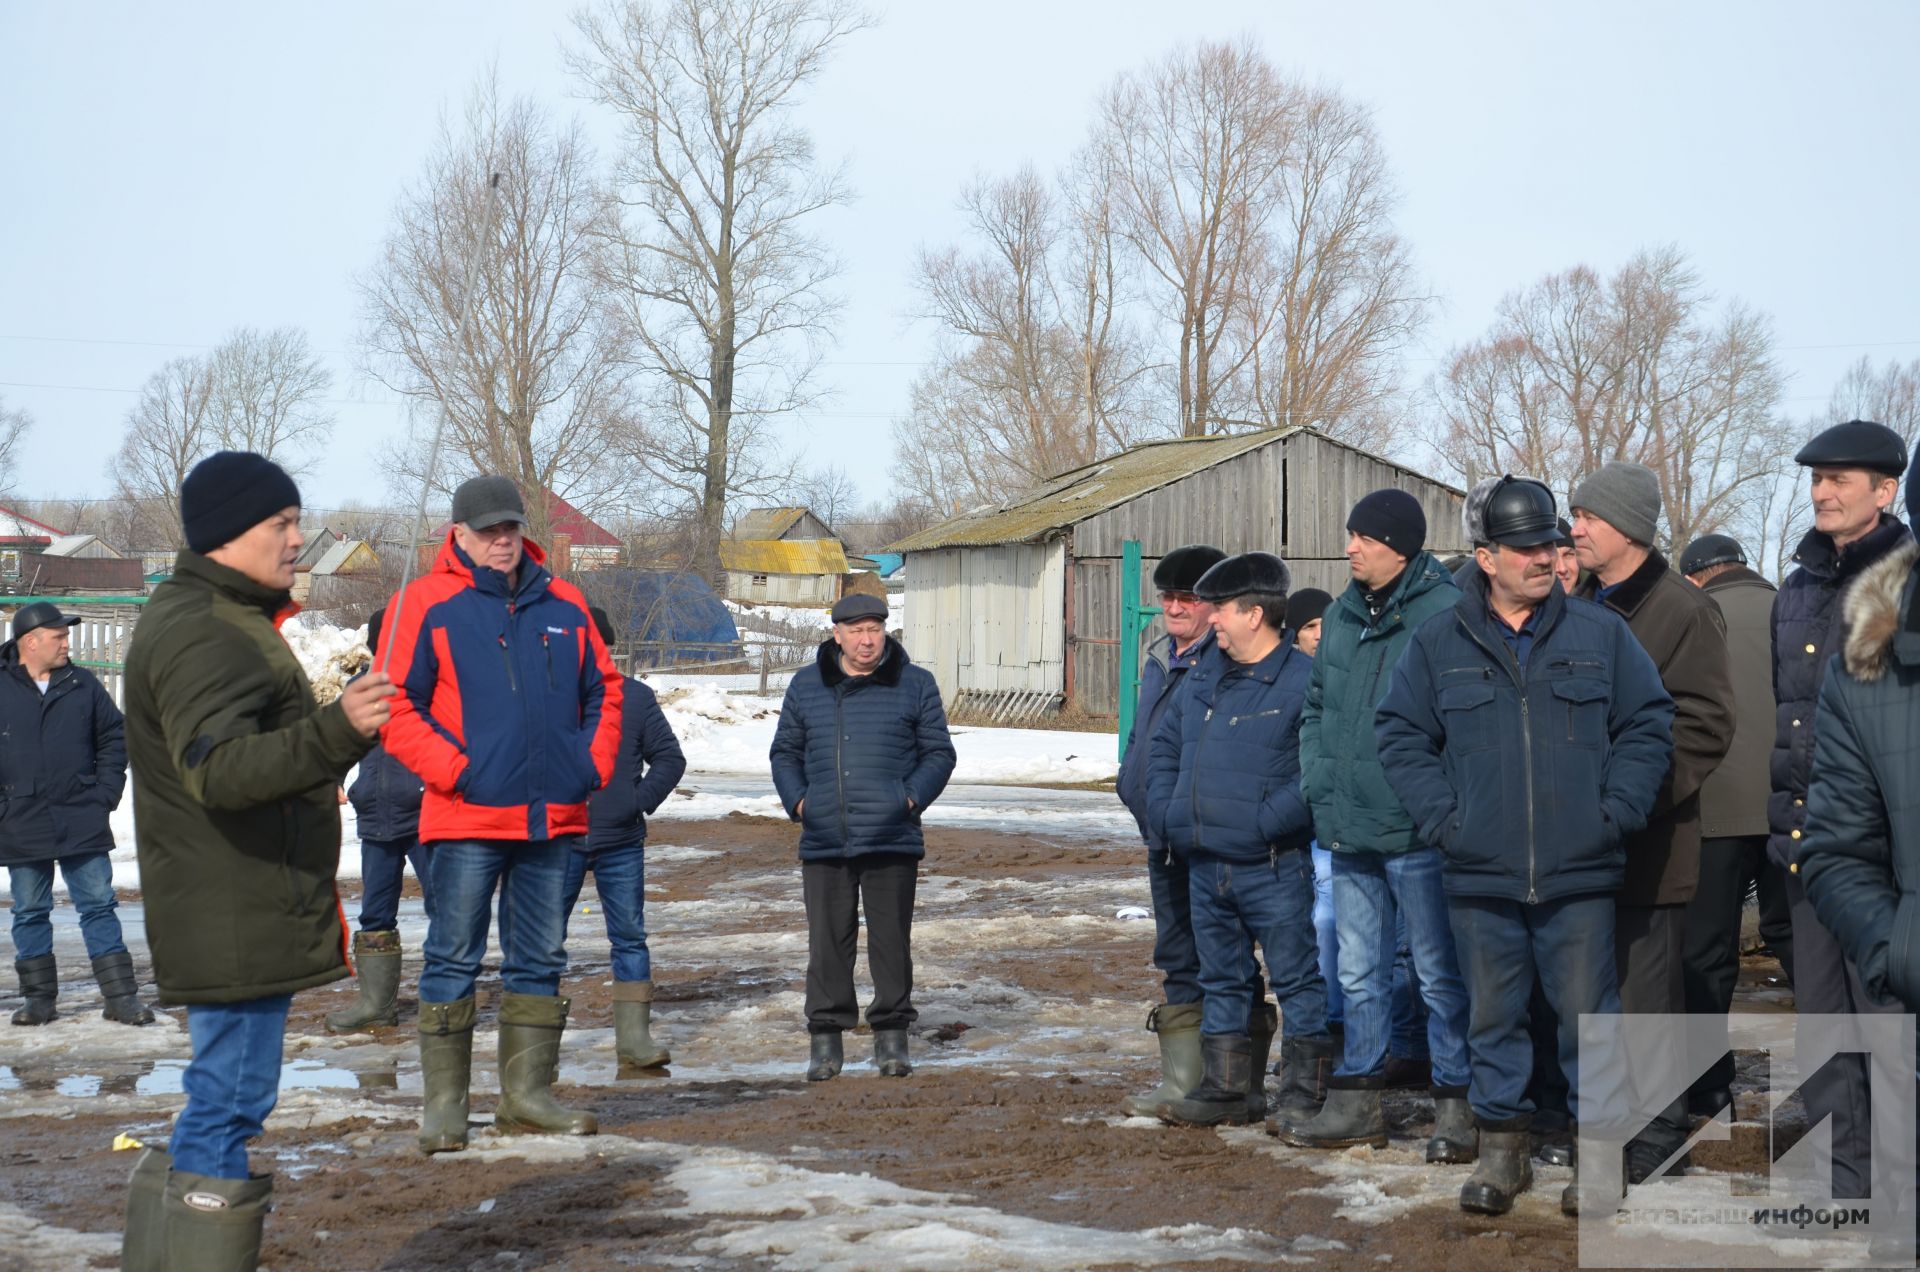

{"left": 91, "top": 950, "right": 155, "bottom": 1026}
{"left": 1269, "top": 1034, "right": 1338, "bottom": 1123}
{"left": 613, "top": 980, "right": 670, "bottom": 1068}
{"left": 1246, "top": 1003, "right": 1278, "bottom": 1122}
{"left": 807, "top": 1031, "right": 844, "bottom": 1081}
{"left": 1159, "top": 1034, "right": 1253, "bottom": 1127}
{"left": 1121, "top": 1002, "right": 1204, "bottom": 1118}
{"left": 11, "top": 955, "right": 57, "bottom": 1026}
{"left": 1459, "top": 1119, "right": 1534, "bottom": 1215}
{"left": 162, "top": 1169, "right": 272, "bottom": 1272}
{"left": 326, "top": 929, "right": 402, "bottom": 1032}
{"left": 874, "top": 1029, "right": 912, "bottom": 1077}
{"left": 120, "top": 1145, "right": 170, "bottom": 1272}
{"left": 1273, "top": 1073, "right": 1388, "bottom": 1148}
{"left": 1427, "top": 1084, "right": 1479, "bottom": 1164}
{"left": 1532, "top": 1119, "right": 1576, "bottom": 1167}
{"left": 494, "top": 992, "right": 597, "bottom": 1136}
{"left": 417, "top": 997, "right": 475, "bottom": 1154}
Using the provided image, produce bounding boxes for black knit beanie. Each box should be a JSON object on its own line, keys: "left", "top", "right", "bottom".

{"left": 1346, "top": 489, "right": 1426, "bottom": 560}
{"left": 180, "top": 451, "right": 301, "bottom": 554}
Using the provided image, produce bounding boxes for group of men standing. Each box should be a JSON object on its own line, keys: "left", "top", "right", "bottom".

{"left": 1119, "top": 418, "right": 1920, "bottom": 1221}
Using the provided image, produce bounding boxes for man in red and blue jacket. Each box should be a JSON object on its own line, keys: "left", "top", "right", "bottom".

{"left": 377, "top": 475, "right": 623, "bottom": 1154}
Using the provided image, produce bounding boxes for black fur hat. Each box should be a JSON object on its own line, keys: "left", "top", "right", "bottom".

{"left": 1193, "top": 551, "right": 1292, "bottom": 603}
{"left": 1153, "top": 544, "right": 1228, "bottom": 593}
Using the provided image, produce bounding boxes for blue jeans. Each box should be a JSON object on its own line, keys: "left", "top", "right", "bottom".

{"left": 1448, "top": 892, "right": 1627, "bottom": 1126}
{"left": 7, "top": 853, "right": 126, "bottom": 961}
{"left": 169, "top": 995, "right": 291, "bottom": 1178}
{"left": 357, "top": 836, "right": 434, "bottom": 931}
{"left": 419, "top": 838, "right": 574, "bottom": 1003}
{"left": 1330, "top": 849, "right": 1470, "bottom": 1087}
{"left": 562, "top": 843, "right": 652, "bottom": 982}
{"left": 1148, "top": 847, "right": 1202, "bottom": 1005}
{"left": 1189, "top": 849, "right": 1328, "bottom": 1039}
{"left": 1311, "top": 846, "right": 1340, "bottom": 1023}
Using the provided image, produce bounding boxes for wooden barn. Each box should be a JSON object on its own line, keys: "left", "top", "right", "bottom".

{"left": 887, "top": 426, "right": 1466, "bottom": 721}
{"left": 719, "top": 506, "right": 862, "bottom": 607}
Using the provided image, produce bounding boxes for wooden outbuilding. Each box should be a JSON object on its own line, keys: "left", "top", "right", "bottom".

{"left": 887, "top": 426, "right": 1466, "bottom": 721}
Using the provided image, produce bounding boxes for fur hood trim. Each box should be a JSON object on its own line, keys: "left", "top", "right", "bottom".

{"left": 1843, "top": 539, "right": 1920, "bottom": 681}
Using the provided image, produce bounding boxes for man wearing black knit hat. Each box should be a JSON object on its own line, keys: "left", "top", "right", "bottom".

{"left": 121, "top": 452, "right": 393, "bottom": 1269}
{"left": 1146, "top": 552, "right": 1332, "bottom": 1130}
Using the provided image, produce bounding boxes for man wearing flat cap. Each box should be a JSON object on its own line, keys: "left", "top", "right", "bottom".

{"left": 2, "top": 601, "right": 150, "bottom": 1029}
{"left": 379, "top": 474, "right": 624, "bottom": 1155}
{"left": 1146, "top": 551, "right": 1332, "bottom": 1131}
{"left": 771, "top": 590, "right": 955, "bottom": 1081}
{"left": 1677, "top": 532, "right": 1791, "bottom": 1118}
{"left": 1770, "top": 418, "right": 1913, "bottom": 1200}
{"left": 121, "top": 451, "right": 393, "bottom": 1268}
{"left": 1115, "top": 544, "right": 1233, "bottom": 1118}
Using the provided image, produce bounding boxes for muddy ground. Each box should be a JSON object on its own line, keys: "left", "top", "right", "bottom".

{"left": 0, "top": 809, "right": 1813, "bottom": 1271}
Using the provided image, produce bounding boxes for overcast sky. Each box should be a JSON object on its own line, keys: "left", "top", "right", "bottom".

{"left": 3, "top": 1, "right": 1916, "bottom": 520}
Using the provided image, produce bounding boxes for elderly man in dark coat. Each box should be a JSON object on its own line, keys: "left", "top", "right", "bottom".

{"left": 771, "top": 592, "right": 956, "bottom": 1082}
{"left": 2, "top": 601, "right": 150, "bottom": 1027}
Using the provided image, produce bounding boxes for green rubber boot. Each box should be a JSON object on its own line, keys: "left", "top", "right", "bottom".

{"left": 162, "top": 1169, "right": 272, "bottom": 1272}
{"left": 494, "top": 992, "right": 597, "bottom": 1137}
{"left": 120, "top": 1145, "right": 171, "bottom": 1272}
{"left": 326, "top": 930, "right": 403, "bottom": 1032}
{"left": 417, "top": 996, "right": 475, "bottom": 1154}
{"left": 613, "top": 980, "right": 670, "bottom": 1068}
{"left": 1121, "top": 1002, "right": 1204, "bottom": 1118}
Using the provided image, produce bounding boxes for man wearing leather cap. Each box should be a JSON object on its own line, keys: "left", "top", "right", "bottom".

{"left": 381, "top": 473, "right": 624, "bottom": 1154}
{"left": 1677, "top": 531, "right": 1791, "bottom": 1117}
{"left": 2, "top": 601, "right": 151, "bottom": 1029}
{"left": 1115, "top": 544, "right": 1237, "bottom": 1117}
{"left": 1146, "top": 551, "right": 1332, "bottom": 1130}
{"left": 771, "top": 589, "right": 955, "bottom": 1082}
{"left": 1377, "top": 475, "right": 1673, "bottom": 1218}
{"left": 1770, "top": 418, "right": 1912, "bottom": 1201}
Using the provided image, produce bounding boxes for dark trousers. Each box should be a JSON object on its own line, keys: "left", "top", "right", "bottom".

{"left": 802, "top": 854, "right": 918, "bottom": 1035}
{"left": 1683, "top": 834, "right": 1790, "bottom": 1097}
{"left": 1787, "top": 872, "right": 1903, "bottom": 1198}
{"left": 1146, "top": 846, "right": 1202, "bottom": 1005}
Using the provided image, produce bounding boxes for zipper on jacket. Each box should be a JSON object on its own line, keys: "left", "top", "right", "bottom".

{"left": 498, "top": 634, "right": 518, "bottom": 693}
{"left": 1458, "top": 615, "right": 1539, "bottom": 903}
{"left": 542, "top": 632, "right": 556, "bottom": 690}
{"left": 1192, "top": 701, "right": 1212, "bottom": 856}
{"left": 834, "top": 685, "right": 850, "bottom": 849}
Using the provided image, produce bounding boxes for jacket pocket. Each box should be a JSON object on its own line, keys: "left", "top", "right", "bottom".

{"left": 1437, "top": 681, "right": 1498, "bottom": 752}
{"left": 1550, "top": 678, "right": 1609, "bottom": 748}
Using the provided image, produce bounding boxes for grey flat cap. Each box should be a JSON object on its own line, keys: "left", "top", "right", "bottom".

{"left": 450, "top": 475, "right": 528, "bottom": 529}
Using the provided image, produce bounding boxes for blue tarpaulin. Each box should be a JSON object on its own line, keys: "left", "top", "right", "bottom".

{"left": 577, "top": 568, "right": 740, "bottom": 666}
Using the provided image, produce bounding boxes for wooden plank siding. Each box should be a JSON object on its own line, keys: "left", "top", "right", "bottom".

{"left": 902, "top": 541, "right": 1065, "bottom": 701}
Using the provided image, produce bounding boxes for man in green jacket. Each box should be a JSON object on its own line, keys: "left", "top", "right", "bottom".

{"left": 1279, "top": 489, "right": 1475, "bottom": 1164}
{"left": 120, "top": 452, "right": 391, "bottom": 1271}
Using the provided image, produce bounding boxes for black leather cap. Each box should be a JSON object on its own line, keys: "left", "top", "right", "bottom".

{"left": 1153, "top": 544, "right": 1227, "bottom": 593}
{"left": 1479, "top": 476, "right": 1560, "bottom": 547}
{"left": 1193, "top": 551, "right": 1292, "bottom": 603}
{"left": 1679, "top": 533, "right": 1746, "bottom": 576}
{"left": 3, "top": 602, "right": 81, "bottom": 656}
{"left": 1795, "top": 419, "right": 1908, "bottom": 476}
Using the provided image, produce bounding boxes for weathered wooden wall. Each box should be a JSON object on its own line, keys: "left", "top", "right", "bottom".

{"left": 902, "top": 542, "right": 1065, "bottom": 700}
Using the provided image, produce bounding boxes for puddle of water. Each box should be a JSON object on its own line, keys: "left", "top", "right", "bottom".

{"left": 133, "top": 1056, "right": 365, "bottom": 1096}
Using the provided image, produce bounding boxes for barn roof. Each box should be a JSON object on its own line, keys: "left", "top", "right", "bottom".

{"left": 546, "top": 491, "right": 622, "bottom": 549}
{"left": 887, "top": 426, "right": 1466, "bottom": 553}
{"left": 731, "top": 507, "right": 812, "bottom": 540}
{"left": 717, "top": 539, "right": 850, "bottom": 575}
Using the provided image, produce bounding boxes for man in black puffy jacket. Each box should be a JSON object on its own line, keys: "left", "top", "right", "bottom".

{"left": 1771, "top": 418, "right": 1912, "bottom": 1201}
{"left": 770, "top": 593, "right": 955, "bottom": 1082}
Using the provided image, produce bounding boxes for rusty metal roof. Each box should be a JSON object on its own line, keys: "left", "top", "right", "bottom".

{"left": 717, "top": 538, "right": 851, "bottom": 575}
{"left": 887, "top": 429, "right": 1297, "bottom": 552}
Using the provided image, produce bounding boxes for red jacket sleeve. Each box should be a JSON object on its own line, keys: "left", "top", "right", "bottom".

{"left": 582, "top": 606, "right": 624, "bottom": 790}
{"left": 377, "top": 581, "right": 469, "bottom": 795}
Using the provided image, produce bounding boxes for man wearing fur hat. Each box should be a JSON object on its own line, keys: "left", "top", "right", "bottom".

{"left": 1566, "top": 460, "right": 1734, "bottom": 1182}
{"left": 1772, "top": 419, "right": 1913, "bottom": 1201}
{"left": 1146, "top": 551, "right": 1332, "bottom": 1130}
{"left": 120, "top": 452, "right": 392, "bottom": 1269}
{"left": 1115, "top": 544, "right": 1232, "bottom": 1117}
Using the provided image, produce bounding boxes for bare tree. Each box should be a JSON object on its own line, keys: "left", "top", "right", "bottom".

{"left": 0, "top": 396, "right": 30, "bottom": 498}
{"left": 205, "top": 327, "right": 335, "bottom": 473}
{"left": 571, "top": 0, "right": 874, "bottom": 578}
{"left": 791, "top": 463, "right": 859, "bottom": 530}
{"left": 1432, "top": 246, "right": 1789, "bottom": 551}
{"left": 360, "top": 78, "right": 631, "bottom": 547}
{"left": 108, "top": 356, "right": 218, "bottom": 549}
{"left": 1819, "top": 354, "right": 1920, "bottom": 439}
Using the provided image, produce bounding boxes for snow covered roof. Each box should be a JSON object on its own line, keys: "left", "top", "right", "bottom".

{"left": 311, "top": 539, "right": 378, "bottom": 575}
